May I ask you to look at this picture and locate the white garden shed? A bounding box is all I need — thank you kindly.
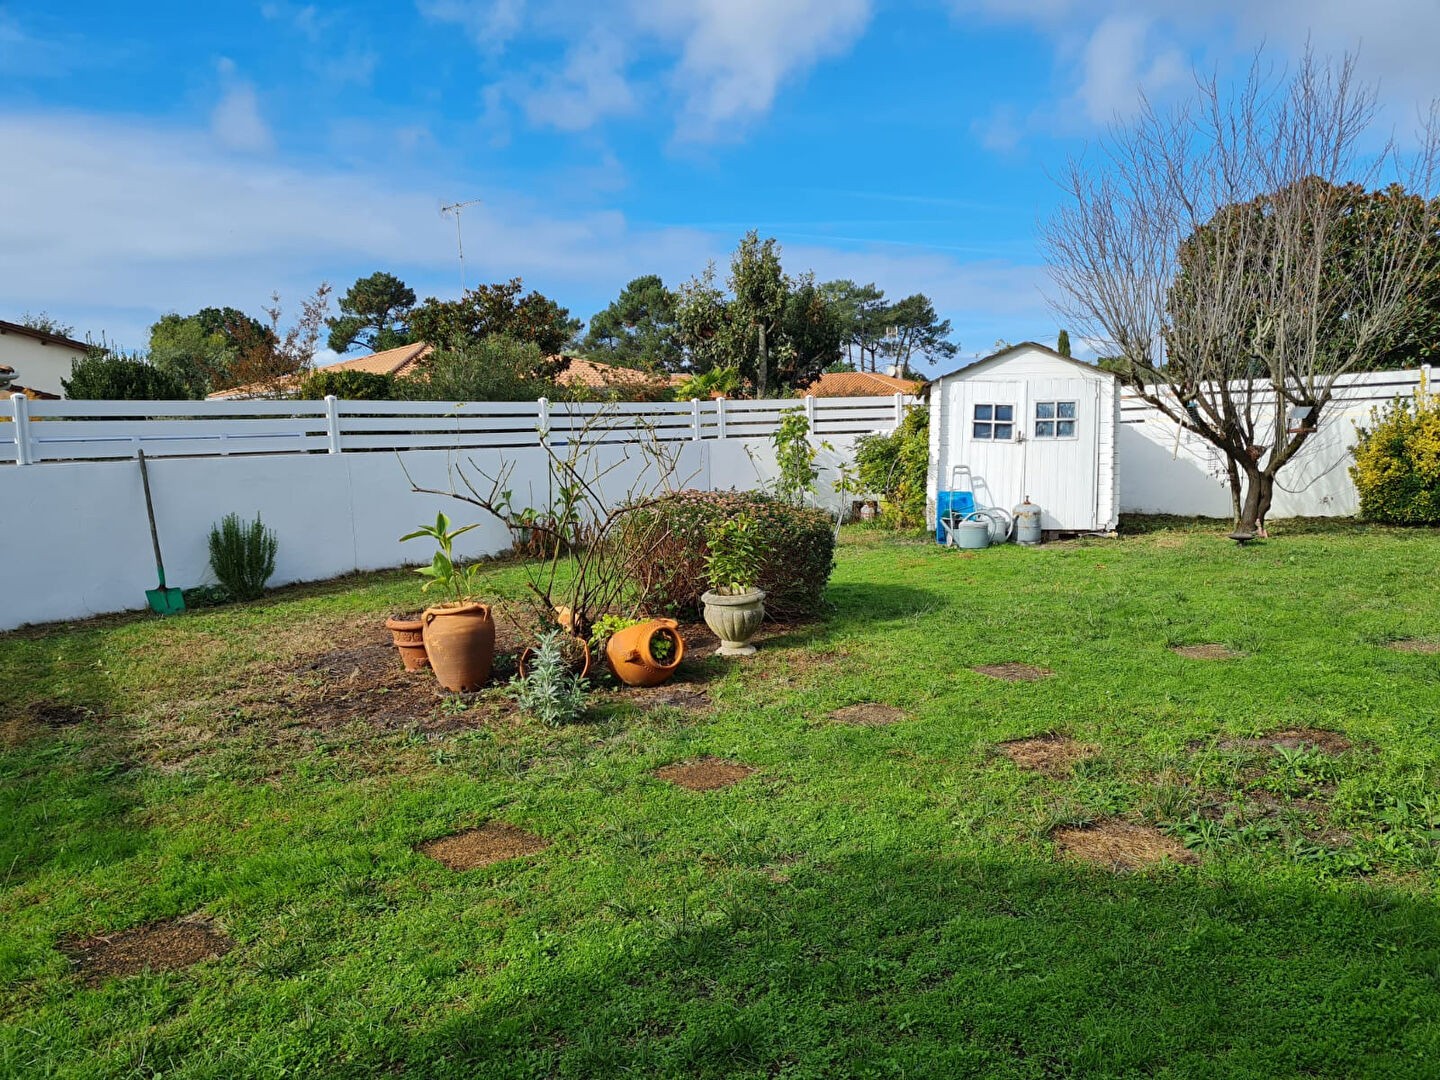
[926,342,1120,534]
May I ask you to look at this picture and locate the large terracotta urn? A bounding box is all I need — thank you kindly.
[605,618,685,687]
[421,602,495,692]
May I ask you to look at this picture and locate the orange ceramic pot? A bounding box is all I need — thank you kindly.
[421,602,495,692]
[385,615,430,671]
[518,635,593,680]
[605,618,684,687]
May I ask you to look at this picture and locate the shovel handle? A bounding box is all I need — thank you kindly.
[137,450,167,585]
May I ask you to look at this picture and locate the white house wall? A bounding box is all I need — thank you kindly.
[0,332,86,396]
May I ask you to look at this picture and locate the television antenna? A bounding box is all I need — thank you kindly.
[440,199,482,292]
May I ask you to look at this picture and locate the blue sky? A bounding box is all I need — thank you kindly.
[2,1,1437,363]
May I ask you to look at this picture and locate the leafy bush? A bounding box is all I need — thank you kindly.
[511,630,588,726]
[853,405,929,528]
[772,409,819,506]
[208,513,278,601]
[395,333,562,402]
[63,350,191,400]
[1351,390,1440,523]
[620,490,834,619]
[297,368,395,400]
[706,514,762,593]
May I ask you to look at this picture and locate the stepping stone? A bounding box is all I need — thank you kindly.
[828,703,907,727]
[974,663,1053,682]
[60,917,231,985]
[418,822,549,870]
[1050,819,1198,871]
[655,757,753,791]
[1172,644,1243,660]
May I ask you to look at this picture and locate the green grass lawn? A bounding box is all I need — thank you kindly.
[4,520,1440,1078]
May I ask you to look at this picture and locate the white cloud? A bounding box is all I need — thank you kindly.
[210,63,273,153]
[0,110,1049,352]
[1072,13,1186,124]
[420,0,874,140]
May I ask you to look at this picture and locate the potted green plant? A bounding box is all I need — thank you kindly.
[700,514,766,656]
[592,613,685,687]
[400,513,495,692]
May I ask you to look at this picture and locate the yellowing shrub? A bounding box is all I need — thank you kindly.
[1350,388,1440,524]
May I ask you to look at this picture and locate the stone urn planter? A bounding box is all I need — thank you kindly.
[421,602,495,692]
[385,614,430,672]
[605,618,685,687]
[701,589,766,656]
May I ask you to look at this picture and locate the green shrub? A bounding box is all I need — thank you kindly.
[853,405,929,528]
[208,513,278,601]
[619,490,834,620]
[62,349,191,400]
[1350,390,1440,523]
[511,630,588,726]
[297,368,395,400]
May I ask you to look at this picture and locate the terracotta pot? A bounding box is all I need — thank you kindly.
[605,618,685,687]
[518,635,592,680]
[701,589,766,656]
[421,602,495,692]
[385,615,430,672]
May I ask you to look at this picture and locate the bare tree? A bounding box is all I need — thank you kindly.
[1044,49,1440,533]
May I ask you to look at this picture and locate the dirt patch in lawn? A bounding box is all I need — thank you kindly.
[623,685,711,713]
[1387,638,1440,654]
[655,757,754,791]
[3,701,103,747]
[1172,643,1244,660]
[60,917,232,986]
[1219,728,1351,755]
[418,822,550,871]
[998,734,1095,776]
[1051,819,1198,871]
[829,703,908,727]
[974,663,1054,682]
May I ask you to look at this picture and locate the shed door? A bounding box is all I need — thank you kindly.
[1021,376,1100,530]
[948,379,1026,513]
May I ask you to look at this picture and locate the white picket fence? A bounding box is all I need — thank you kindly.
[1,393,914,465]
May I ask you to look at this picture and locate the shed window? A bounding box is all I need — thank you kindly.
[1033,400,1077,439]
[973,403,1014,440]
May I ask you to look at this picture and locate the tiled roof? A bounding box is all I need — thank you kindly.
[210,345,683,399]
[0,319,91,352]
[804,370,924,398]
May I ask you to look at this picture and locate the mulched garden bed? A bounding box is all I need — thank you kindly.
[1386,639,1440,654]
[973,663,1054,682]
[828,703,908,727]
[1050,819,1198,871]
[60,917,232,985]
[998,734,1095,775]
[655,758,754,791]
[418,822,550,870]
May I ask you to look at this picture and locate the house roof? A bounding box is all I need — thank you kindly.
[209,345,683,399]
[930,341,1114,383]
[804,370,924,398]
[0,319,91,353]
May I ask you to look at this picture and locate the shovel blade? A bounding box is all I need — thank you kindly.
[147,587,186,615]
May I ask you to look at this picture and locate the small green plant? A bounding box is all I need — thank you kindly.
[705,514,764,594]
[399,512,483,605]
[207,512,277,601]
[648,628,677,664]
[588,613,642,650]
[772,409,819,506]
[511,630,588,726]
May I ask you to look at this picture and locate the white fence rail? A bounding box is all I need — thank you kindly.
[2,393,915,465]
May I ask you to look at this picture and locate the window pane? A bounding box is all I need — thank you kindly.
[974,404,993,420]
[1035,402,1055,419]
[995,404,1014,422]
[1035,420,1055,438]
[973,422,992,439]
[1057,401,1076,419]
[994,423,1013,440]
[1056,420,1076,437]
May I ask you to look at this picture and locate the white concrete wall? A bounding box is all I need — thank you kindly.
[0,434,868,631]
[0,331,87,396]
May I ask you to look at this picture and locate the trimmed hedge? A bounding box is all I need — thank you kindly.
[1351,391,1440,524]
[621,490,835,620]
[297,368,396,400]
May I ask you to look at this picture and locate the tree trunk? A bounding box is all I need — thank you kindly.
[757,324,769,397]
[1238,468,1274,534]
[1226,457,1243,528]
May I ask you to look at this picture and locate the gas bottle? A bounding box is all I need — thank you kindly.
[1014,496,1043,545]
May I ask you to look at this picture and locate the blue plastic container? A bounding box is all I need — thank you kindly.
[935,489,976,543]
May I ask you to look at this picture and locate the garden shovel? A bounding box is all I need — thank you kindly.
[137,450,185,615]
